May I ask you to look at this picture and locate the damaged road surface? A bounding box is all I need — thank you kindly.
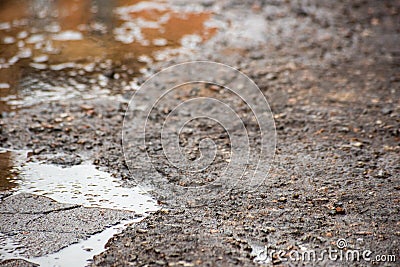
[0,149,158,266]
[0,193,137,266]
[1,0,400,267]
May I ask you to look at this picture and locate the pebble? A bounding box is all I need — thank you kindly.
[375,169,389,178]
[265,73,277,80]
[381,107,392,115]
[278,197,287,202]
[351,141,363,147]
[335,207,345,214]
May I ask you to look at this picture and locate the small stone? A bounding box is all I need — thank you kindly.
[381,107,392,115]
[265,227,276,233]
[33,147,46,155]
[351,141,363,147]
[356,231,373,235]
[201,0,214,7]
[334,202,343,207]
[335,207,346,214]
[160,209,169,214]
[326,232,333,237]
[278,197,287,202]
[329,209,337,215]
[375,169,389,178]
[265,73,277,80]
[80,104,94,111]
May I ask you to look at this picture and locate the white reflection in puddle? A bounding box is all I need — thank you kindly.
[31,218,141,267]
[0,149,159,266]
[19,162,157,213]
[0,233,27,259]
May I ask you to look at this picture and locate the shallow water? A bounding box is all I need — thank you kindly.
[0,149,159,265]
[19,162,157,213]
[32,218,145,266]
[0,149,157,213]
[0,149,24,191]
[0,233,27,261]
[1,218,150,266]
[0,0,217,112]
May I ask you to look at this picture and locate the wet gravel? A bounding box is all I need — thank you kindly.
[0,0,399,266]
[93,1,400,266]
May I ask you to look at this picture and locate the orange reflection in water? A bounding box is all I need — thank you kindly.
[0,0,217,111]
[56,0,92,30]
[0,151,20,191]
[127,7,216,46]
[0,0,216,65]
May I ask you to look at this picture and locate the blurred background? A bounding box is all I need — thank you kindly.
[0,0,218,113]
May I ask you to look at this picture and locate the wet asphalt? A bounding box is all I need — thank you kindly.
[0,0,399,266]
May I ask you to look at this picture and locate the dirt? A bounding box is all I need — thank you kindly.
[0,0,399,266]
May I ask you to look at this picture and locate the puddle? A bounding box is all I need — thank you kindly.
[0,149,159,265]
[32,218,144,266]
[0,149,157,213]
[0,150,22,191]
[1,218,150,266]
[0,233,27,260]
[19,162,157,213]
[0,0,218,112]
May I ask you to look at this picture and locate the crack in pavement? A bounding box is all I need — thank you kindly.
[0,204,81,215]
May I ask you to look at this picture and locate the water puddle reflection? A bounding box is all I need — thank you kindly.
[0,149,157,213]
[31,218,142,266]
[0,149,23,191]
[20,162,157,213]
[0,149,159,266]
[0,0,217,112]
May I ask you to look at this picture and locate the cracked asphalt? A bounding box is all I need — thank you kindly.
[0,193,136,260]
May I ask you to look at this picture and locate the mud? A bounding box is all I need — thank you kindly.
[1,0,399,266]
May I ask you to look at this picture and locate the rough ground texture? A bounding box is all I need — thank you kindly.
[92,1,400,266]
[0,193,136,258]
[0,0,399,266]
